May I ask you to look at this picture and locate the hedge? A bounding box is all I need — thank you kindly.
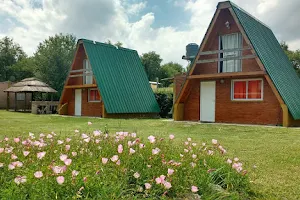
[154,89,173,118]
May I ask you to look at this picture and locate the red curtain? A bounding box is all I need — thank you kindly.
[234,81,246,99]
[248,80,262,99]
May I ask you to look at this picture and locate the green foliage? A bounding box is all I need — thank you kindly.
[0,128,252,199]
[160,62,184,87]
[281,41,300,76]
[0,36,27,81]
[154,89,173,118]
[106,40,123,48]
[140,51,162,81]
[10,57,36,81]
[34,33,76,100]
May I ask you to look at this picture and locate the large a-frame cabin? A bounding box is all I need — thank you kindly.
[59,39,160,118]
[174,1,300,127]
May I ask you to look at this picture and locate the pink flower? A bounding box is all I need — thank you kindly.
[47,134,53,139]
[145,183,151,190]
[75,129,80,133]
[88,122,92,125]
[93,130,101,137]
[14,138,20,143]
[4,137,9,141]
[14,176,26,184]
[118,144,123,154]
[37,151,46,159]
[234,157,239,162]
[180,154,184,157]
[102,157,108,164]
[8,163,15,170]
[155,177,162,184]
[34,171,43,178]
[129,148,135,155]
[163,181,172,189]
[12,161,23,167]
[184,141,189,146]
[184,149,189,153]
[127,141,133,147]
[66,138,71,143]
[72,152,77,157]
[72,170,79,177]
[52,166,67,174]
[83,177,87,182]
[11,154,18,160]
[60,154,68,161]
[192,154,197,159]
[148,135,156,143]
[212,139,218,145]
[192,143,197,146]
[152,147,160,155]
[227,159,232,164]
[111,155,119,162]
[169,134,175,140]
[64,159,72,166]
[95,139,100,144]
[57,140,64,145]
[116,160,121,165]
[83,137,91,143]
[56,176,65,184]
[191,186,199,193]
[131,133,137,138]
[207,150,213,155]
[0,148,4,153]
[190,162,196,168]
[187,138,192,142]
[168,168,174,175]
[133,172,140,179]
[23,151,30,157]
[65,145,71,151]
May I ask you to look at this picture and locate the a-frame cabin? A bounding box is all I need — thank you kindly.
[59,39,160,118]
[174,1,300,127]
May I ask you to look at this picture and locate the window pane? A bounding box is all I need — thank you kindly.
[233,81,246,99]
[95,90,100,101]
[89,90,95,101]
[248,80,262,99]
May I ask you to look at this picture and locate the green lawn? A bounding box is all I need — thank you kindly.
[1,110,300,199]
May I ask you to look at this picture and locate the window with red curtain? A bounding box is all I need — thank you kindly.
[89,89,101,102]
[232,79,262,100]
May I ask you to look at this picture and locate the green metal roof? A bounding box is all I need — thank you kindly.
[81,39,160,114]
[230,2,300,119]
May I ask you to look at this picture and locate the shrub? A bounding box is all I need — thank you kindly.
[0,124,252,199]
[154,89,173,118]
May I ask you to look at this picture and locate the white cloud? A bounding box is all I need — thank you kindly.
[0,0,299,68]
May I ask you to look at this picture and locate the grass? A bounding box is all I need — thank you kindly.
[0,110,300,199]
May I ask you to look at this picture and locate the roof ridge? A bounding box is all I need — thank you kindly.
[229,1,271,30]
[80,39,137,53]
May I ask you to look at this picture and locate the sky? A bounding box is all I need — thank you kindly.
[0,0,299,67]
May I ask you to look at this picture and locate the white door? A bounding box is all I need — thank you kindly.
[200,81,216,122]
[75,89,82,116]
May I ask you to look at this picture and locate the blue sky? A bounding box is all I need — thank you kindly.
[0,0,299,66]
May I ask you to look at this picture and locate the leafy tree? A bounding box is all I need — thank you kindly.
[34,33,76,99]
[281,42,300,76]
[10,57,36,81]
[160,62,184,86]
[106,40,123,48]
[140,51,162,81]
[0,36,26,81]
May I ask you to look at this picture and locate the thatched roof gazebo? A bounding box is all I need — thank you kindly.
[4,77,57,112]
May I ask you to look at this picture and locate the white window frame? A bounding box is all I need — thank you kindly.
[88,88,101,102]
[218,33,243,73]
[83,59,93,85]
[231,78,264,101]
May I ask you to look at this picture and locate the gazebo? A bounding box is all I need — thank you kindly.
[4,77,58,113]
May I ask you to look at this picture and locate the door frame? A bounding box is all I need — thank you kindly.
[200,81,216,122]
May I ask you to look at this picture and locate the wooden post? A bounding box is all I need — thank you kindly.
[24,92,27,112]
[6,92,9,111]
[173,103,184,121]
[14,93,17,111]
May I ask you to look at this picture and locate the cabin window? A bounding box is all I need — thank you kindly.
[231,79,263,100]
[83,59,93,85]
[88,89,101,102]
[219,33,242,73]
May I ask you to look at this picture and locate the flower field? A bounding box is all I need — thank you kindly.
[0,122,251,199]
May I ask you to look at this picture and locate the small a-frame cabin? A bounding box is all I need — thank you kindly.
[174,1,300,127]
[59,39,160,118]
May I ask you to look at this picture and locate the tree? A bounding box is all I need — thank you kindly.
[160,62,184,86]
[0,36,26,81]
[140,51,162,81]
[10,57,36,81]
[34,33,76,100]
[281,42,300,76]
[106,40,123,48]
